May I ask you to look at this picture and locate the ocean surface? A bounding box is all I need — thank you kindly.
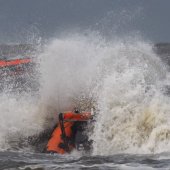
[1,151,170,170]
[1,35,170,170]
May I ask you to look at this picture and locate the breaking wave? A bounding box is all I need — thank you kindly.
[90,39,170,155]
[0,33,170,155]
[39,33,170,155]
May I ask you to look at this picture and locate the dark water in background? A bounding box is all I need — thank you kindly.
[0,42,170,170]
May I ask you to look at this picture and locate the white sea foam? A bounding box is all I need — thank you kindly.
[39,33,170,155]
[0,33,170,155]
[0,94,46,150]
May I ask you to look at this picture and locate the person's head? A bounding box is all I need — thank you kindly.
[74,107,80,113]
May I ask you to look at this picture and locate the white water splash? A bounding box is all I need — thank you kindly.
[0,94,46,150]
[38,33,170,155]
[0,33,170,155]
[91,40,170,155]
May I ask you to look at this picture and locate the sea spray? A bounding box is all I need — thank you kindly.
[91,40,170,155]
[0,33,170,155]
[0,94,46,150]
[38,33,170,155]
[39,35,103,113]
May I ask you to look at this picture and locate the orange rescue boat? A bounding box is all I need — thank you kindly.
[46,111,92,154]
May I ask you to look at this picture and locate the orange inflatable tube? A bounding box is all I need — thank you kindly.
[0,58,31,68]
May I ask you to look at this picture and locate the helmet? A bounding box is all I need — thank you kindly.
[74,107,80,113]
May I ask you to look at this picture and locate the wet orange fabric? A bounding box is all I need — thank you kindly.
[46,112,91,154]
[63,112,91,121]
[47,121,74,154]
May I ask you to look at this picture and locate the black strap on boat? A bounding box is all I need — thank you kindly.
[58,113,70,153]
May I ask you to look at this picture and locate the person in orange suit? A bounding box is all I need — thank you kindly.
[46,108,92,154]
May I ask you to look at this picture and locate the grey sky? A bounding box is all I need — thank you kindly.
[0,0,169,43]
